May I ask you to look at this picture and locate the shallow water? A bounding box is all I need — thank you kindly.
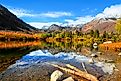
[0,49,116,81]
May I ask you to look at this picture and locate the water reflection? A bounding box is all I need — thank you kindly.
[0,41,118,81]
[0,46,38,72]
[0,41,94,53]
[16,50,115,74]
[0,49,116,81]
[15,50,90,66]
[0,41,41,49]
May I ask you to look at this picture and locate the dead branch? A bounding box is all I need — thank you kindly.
[81,62,88,73]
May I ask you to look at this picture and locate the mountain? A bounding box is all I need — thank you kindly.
[47,24,63,32]
[46,18,117,34]
[0,5,39,33]
[81,18,117,33]
[47,24,82,33]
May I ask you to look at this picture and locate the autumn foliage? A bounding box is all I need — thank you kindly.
[99,42,121,51]
[0,41,41,49]
[0,31,40,41]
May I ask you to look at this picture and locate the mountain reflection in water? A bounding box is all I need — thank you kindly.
[15,50,115,74]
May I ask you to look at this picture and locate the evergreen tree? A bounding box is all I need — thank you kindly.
[103,31,109,39]
[94,30,99,38]
[115,19,121,34]
[90,30,94,37]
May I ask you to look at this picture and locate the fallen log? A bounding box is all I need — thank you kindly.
[50,64,98,81]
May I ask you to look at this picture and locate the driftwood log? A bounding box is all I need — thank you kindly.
[50,64,98,81]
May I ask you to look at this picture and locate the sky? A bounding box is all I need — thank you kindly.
[0,0,121,29]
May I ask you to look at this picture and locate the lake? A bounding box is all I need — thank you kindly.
[0,41,121,81]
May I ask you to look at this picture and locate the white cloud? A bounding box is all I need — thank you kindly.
[40,12,72,18]
[9,8,35,17]
[63,4,121,26]
[96,4,121,18]
[8,4,121,29]
[28,16,94,28]
[28,22,62,29]
[63,16,94,26]
[8,8,72,18]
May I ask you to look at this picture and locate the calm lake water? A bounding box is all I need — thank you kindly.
[0,41,121,81]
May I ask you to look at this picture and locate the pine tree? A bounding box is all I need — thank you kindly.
[115,19,121,34]
[90,30,94,37]
[94,30,99,38]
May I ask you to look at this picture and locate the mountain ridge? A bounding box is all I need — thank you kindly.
[0,4,39,33]
[81,18,117,33]
[45,17,118,33]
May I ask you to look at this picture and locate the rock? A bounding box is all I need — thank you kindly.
[77,52,80,54]
[97,52,102,55]
[103,41,112,44]
[114,68,119,72]
[63,77,74,81]
[93,43,98,49]
[88,58,94,64]
[91,53,98,57]
[50,70,63,81]
[118,53,121,56]
[93,43,98,46]
[81,48,91,54]
[105,60,115,63]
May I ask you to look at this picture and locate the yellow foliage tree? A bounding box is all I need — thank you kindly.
[115,19,121,34]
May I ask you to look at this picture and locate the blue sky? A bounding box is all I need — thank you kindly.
[0,0,121,28]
